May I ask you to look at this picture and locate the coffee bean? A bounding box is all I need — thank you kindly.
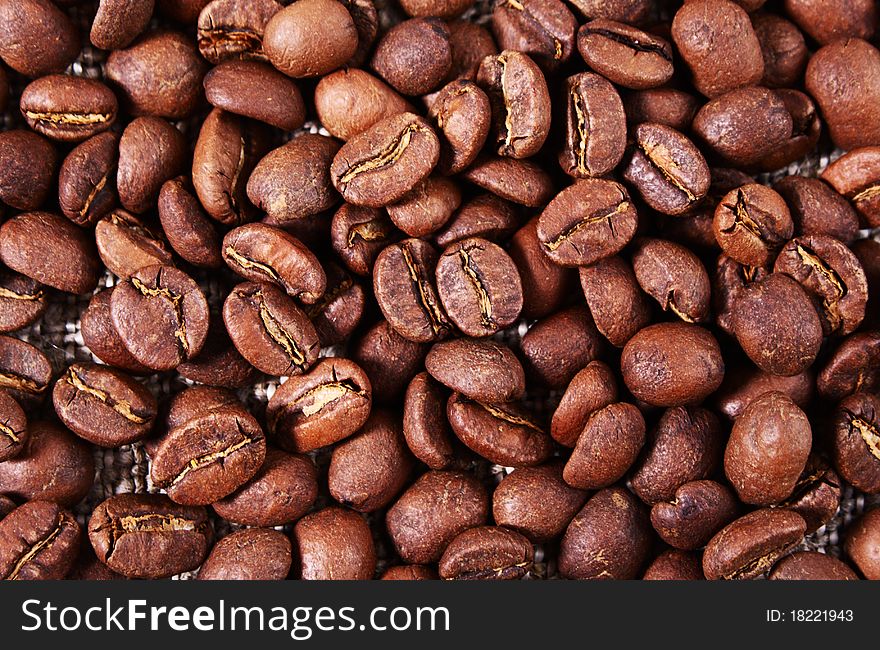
[784,0,877,46]
[651,480,739,550]
[197,0,281,64]
[439,526,533,580]
[176,325,259,390]
[20,75,117,143]
[372,18,452,96]
[58,132,118,227]
[559,487,652,580]
[551,360,617,447]
[293,507,376,580]
[0,421,94,507]
[818,332,880,401]
[160,0,211,24]
[579,256,652,347]
[510,217,573,319]
[446,18,498,81]
[753,13,807,89]
[714,364,813,420]
[477,51,551,159]
[537,179,638,266]
[769,551,859,581]
[351,319,427,404]
[712,254,767,336]
[91,0,154,50]
[567,0,652,23]
[0,130,57,211]
[264,0,357,78]
[198,527,291,581]
[330,204,398,276]
[0,0,79,78]
[88,493,211,579]
[774,176,860,244]
[0,390,26,462]
[222,281,320,377]
[777,455,842,533]
[338,0,377,67]
[435,194,519,248]
[425,338,525,403]
[713,184,793,267]
[703,508,806,580]
[564,402,645,489]
[306,263,366,346]
[642,549,705,581]
[0,268,47,334]
[623,123,710,215]
[53,362,157,448]
[830,392,880,494]
[622,322,725,407]
[521,305,602,389]
[163,386,241,435]
[428,80,491,176]
[96,210,174,279]
[0,495,14,520]
[578,19,674,89]
[0,335,51,407]
[493,462,587,543]
[157,177,223,269]
[0,501,80,580]
[381,565,438,580]
[80,290,150,374]
[732,273,823,376]
[403,372,456,469]
[212,448,318,526]
[386,470,489,564]
[461,155,555,207]
[623,88,700,132]
[844,508,880,579]
[821,146,880,228]
[388,176,461,238]
[632,237,711,323]
[630,406,724,504]
[757,89,821,172]
[118,117,187,215]
[492,0,577,68]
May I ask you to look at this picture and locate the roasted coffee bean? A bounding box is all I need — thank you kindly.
[712,255,767,336]
[551,361,617,447]
[724,392,811,505]
[117,117,187,215]
[713,184,793,267]
[821,146,880,228]
[58,132,118,227]
[622,323,725,407]
[157,177,222,269]
[425,338,525,403]
[830,392,880,494]
[428,80,491,176]
[477,51,551,159]
[651,481,739,550]
[0,501,80,580]
[578,20,673,89]
[671,0,764,98]
[774,176,859,244]
[160,0,211,23]
[563,402,645,489]
[778,455,841,533]
[818,332,880,401]
[642,550,705,581]
[293,507,376,580]
[752,13,807,89]
[732,273,823,376]
[380,565,438,580]
[784,0,877,46]
[703,508,806,580]
[537,179,637,267]
[630,406,724,504]
[521,306,602,389]
[579,256,652,347]
[0,269,47,334]
[204,60,305,131]
[53,363,157,448]
[567,0,652,23]
[0,421,94,507]
[351,319,428,404]
[152,406,266,504]
[436,196,516,248]
[197,0,281,64]
[403,372,456,469]
[400,0,473,18]
[447,393,552,467]
[223,281,320,377]
[315,69,412,142]
[439,526,533,580]
[264,0,357,78]
[714,364,813,420]
[492,0,577,68]
[806,39,880,151]
[757,89,821,173]
[163,386,242,435]
[331,204,398,277]
[623,88,700,133]
[0,496,15,521]
[0,390,26,462]
[88,493,211,579]
[20,75,117,143]
[632,237,711,323]
[461,155,554,207]
[844,508,880,579]
[306,263,366,346]
[194,109,270,226]
[623,123,710,215]
[112,265,210,371]
[212,449,318,526]
[559,487,652,580]
[106,30,208,119]
[0,0,79,78]
[339,0,378,67]
[372,18,452,96]
[0,335,51,407]
[81,290,150,374]
[446,19,498,81]
[0,130,57,211]
[177,323,259,389]
[91,0,154,50]
[95,210,174,279]
[198,528,291,581]
[560,73,627,178]
[388,176,461,238]
[769,551,858,581]
[387,470,489,564]
[510,217,572,319]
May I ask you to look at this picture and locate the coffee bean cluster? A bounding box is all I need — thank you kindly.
[0,0,879,581]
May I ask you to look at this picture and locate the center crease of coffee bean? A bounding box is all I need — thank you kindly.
[0,285,43,301]
[25,110,113,126]
[458,245,494,328]
[401,243,448,335]
[0,372,47,395]
[571,88,590,174]
[478,401,544,432]
[227,136,247,219]
[639,140,696,202]
[722,544,793,580]
[852,183,880,204]
[339,123,422,184]
[347,218,393,247]
[8,513,65,581]
[721,190,765,239]
[80,170,112,219]
[255,294,308,369]
[64,367,149,424]
[166,432,260,487]
[0,419,21,443]
[198,24,263,59]
[131,275,190,357]
[452,561,532,580]
[293,378,367,418]
[794,242,847,328]
[664,289,695,323]
[543,199,630,251]
[847,414,880,461]
[583,29,673,61]
[225,246,283,285]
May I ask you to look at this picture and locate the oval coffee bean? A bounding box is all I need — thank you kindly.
[198,528,291,581]
[579,256,652,347]
[510,217,573,320]
[821,146,880,228]
[631,237,711,323]
[0,130,57,211]
[0,335,51,407]
[0,390,26,462]
[20,75,117,143]
[58,132,119,227]
[306,264,366,347]
[402,372,456,470]
[435,194,520,248]
[0,269,47,334]
[117,116,187,214]
[818,332,880,401]
[462,156,555,208]
[769,551,859,581]
[88,493,211,579]
[387,176,461,238]
[844,508,880,580]
[830,392,880,494]
[95,210,174,279]
[371,18,452,96]
[551,360,617,447]
[642,549,705,581]
[520,305,602,389]
[426,338,525,404]
[81,290,151,374]
[774,176,859,245]
[196,0,281,64]
[0,501,80,580]
[577,19,674,90]
[713,184,793,267]
[351,319,428,404]
[0,0,79,78]
[439,526,534,580]
[428,79,491,175]
[331,204,399,276]
[492,0,576,69]
[293,507,375,580]
[91,0,154,50]
[651,480,739,550]
[559,72,626,178]
[157,177,223,269]
[623,88,700,132]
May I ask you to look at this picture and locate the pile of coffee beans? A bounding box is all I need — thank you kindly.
[0,0,879,581]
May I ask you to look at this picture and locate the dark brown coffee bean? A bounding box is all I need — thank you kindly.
[623,87,700,132]
[567,0,652,23]
[785,0,877,46]
[58,132,118,227]
[403,371,456,469]
[381,565,438,580]
[559,487,652,580]
[477,51,551,159]
[330,204,398,276]
[372,18,451,96]
[579,255,652,347]
[0,269,46,334]
[0,501,80,580]
[20,75,117,143]
[651,480,738,550]
[91,0,153,50]
[351,319,427,404]
[578,19,673,89]
[521,306,602,389]
[163,386,242,436]
[428,80,491,176]
[703,508,806,580]
[88,493,211,579]
[53,362,157,448]
[492,0,577,68]
[426,338,525,403]
[623,123,710,215]
[830,392,880,494]
[177,326,259,390]
[106,30,208,119]
[152,406,266,505]
[564,402,645,489]
[0,335,51,407]
[769,551,858,581]
[439,525,533,580]
[757,89,821,173]
[510,217,572,319]
[223,281,319,377]
[0,212,99,295]
[643,549,705,581]
[118,117,187,214]
[198,528,291,581]
[446,18,498,81]
[819,332,880,401]
[671,0,764,98]
[774,176,859,244]
[387,469,489,564]
[821,147,880,228]
[157,177,222,269]
[266,0,357,78]
[806,39,880,151]
[315,69,412,142]
[632,237,711,323]
[712,254,768,336]
[306,264,366,347]
[622,323,725,407]
[213,448,318,526]
[714,364,813,421]
[630,406,724,504]
[197,0,281,64]
[0,496,15,520]
[844,508,880,579]
[160,0,211,23]
[80,290,150,374]
[435,194,518,248]
[388,176,461,238]
[778,455,841,533]
[732,273,823,376]
[293,507,376,580]
[0,421,94,507]
[0,390,25,462]
[447,393,553,467]
[560,72,626,178]
[551,361,617,447]
[0,130,56,211]
[194,109,270,226]
[462,155,554,207]
[713,184,793,267]
[0,0,79,78]
[95,210,174,279]
[537,179,638,266]
[753,14,807,89]
[400,0,472,17]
